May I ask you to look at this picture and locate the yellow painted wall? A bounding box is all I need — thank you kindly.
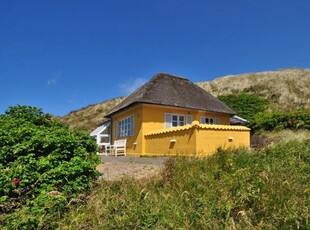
[111,105,144,154]
[145,129,197,156]
[145,127,250,156]
[142,104,231,129]
[111,103,245,156]
[141,104,231,156]
[195,128,250,155]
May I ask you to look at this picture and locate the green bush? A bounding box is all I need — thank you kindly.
[252,109,310,132]
[0,105,99,229]
[218,93,270,122]
[60,139,310,229]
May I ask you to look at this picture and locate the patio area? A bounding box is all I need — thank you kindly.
[96,156,168,181]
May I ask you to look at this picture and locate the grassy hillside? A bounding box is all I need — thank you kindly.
[59,97,125,132]
[197,68,310,110]
[59,137,310,229]
[60,68,310,132]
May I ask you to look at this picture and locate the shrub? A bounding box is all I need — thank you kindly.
[218,93,270,122]
[0,105,99,229]
[252,109,310,132]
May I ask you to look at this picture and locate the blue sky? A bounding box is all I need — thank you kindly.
[1,1,310,116]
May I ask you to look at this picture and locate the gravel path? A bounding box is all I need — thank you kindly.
[96,156,168,181]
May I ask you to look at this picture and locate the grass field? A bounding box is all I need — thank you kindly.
[58,137,310,229]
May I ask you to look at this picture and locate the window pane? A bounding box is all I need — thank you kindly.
[118,115,134,137]
[210,118,214,124]
[172,115,178,122]
[172,121,178,127]
[179,116,184,121]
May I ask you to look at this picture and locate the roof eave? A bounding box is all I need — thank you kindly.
[105,101,236,118]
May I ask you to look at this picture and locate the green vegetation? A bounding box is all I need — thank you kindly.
[0,106,99,229]
[217,93,310,134]
[252,109,310,132]
[59,139,310,229]
[218,93,270,122]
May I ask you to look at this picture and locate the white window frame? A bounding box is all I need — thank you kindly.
[200,116,220,125]
[172,114,185,127]
[115,115,134,138]
[165,113,192,128]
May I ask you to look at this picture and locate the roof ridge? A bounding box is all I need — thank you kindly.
[153,72,189,81]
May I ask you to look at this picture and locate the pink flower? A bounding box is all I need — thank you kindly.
[12,178,21,186]
[50,191,59,196]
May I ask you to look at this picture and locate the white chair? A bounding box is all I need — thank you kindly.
[111,139,127,157]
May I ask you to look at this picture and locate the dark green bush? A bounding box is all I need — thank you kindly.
[252,109,310,132]
[218,93,270,122]
[0,105,99,229]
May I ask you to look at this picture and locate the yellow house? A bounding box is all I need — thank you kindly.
[105,73,250,156]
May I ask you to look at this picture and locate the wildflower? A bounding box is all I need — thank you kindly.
[50,190,59,196]
[12,178,21,186]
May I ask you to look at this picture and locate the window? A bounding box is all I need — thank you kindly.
[200,116,220,125]
[165,113,191,128]
[115,115,134,138]
[172,114,184,127]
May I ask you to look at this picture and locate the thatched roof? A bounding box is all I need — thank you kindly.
[105,73,236,118]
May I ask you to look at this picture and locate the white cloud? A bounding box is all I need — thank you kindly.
[118,77,147,95]
[47,79,57,86]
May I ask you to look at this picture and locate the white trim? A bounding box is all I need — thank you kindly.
[118,114,134,138]
[200,116,220,125]
[200,116,206,124]
[186,115,193,125]
[164,113,172,128]
[90,121,111,136]
[165,113,186,128]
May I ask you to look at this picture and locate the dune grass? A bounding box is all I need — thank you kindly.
[197,68,310,110]
[58,138,310,229]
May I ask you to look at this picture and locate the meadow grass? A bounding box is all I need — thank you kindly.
[58,139,310,229]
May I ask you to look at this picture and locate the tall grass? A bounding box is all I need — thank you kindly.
[59,139,310,229]
[59,97,125,132]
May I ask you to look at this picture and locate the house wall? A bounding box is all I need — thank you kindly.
[145,126,250,156]
[111,105,144,154]
[111,104,237,155]
[144,129,197,156]
[195,128,250,155]
[142,104,231,128]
